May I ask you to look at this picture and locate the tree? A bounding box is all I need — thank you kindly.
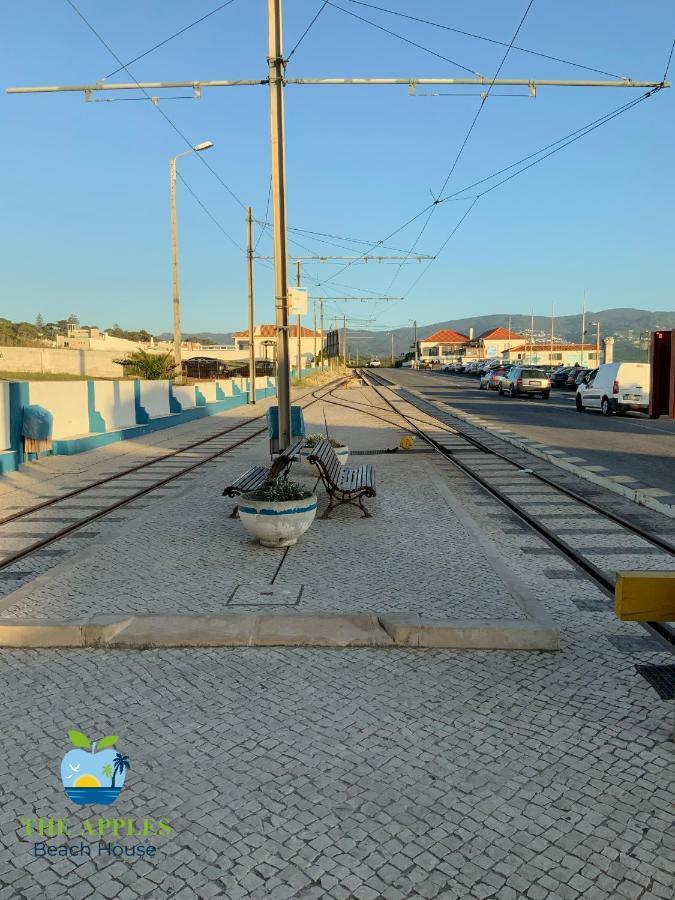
[35,313,44,328]
[114,349,179,380]
[67,313,79,325]
[102,764,113,784]
[111,753,130,788]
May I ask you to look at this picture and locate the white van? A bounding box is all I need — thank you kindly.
[575,362,650,416]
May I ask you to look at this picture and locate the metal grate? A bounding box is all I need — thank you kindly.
[635,665,675,700]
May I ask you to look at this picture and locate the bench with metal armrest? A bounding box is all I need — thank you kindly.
[222,436,305,517]
[306,439,376,518]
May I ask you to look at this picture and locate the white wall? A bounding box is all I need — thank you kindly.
[28,382,89,439]
[195,381,217,402]
[139,381,170,418]
[0,383,10,451]
[93,381,136,430]
[172,385,196,410]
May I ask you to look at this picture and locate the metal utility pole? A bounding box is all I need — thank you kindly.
[342,315,347,369]
[169,156,182,383]
[268,0,291,448]
[580,292,587,367]
[391,332,394,367]
[591,321,601,363]
[319,300,325,370]
[313,300,318,369]
[413,320,418,368]
[169,140,214,385]
[295,259,302,379]
[246,206,256,404]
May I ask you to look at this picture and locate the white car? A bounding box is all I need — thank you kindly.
[576,362,650,416]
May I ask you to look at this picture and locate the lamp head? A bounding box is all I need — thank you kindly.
[193,141,214,152]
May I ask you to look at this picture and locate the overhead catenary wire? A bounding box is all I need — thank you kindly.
[386,0,537,292]
[63,0,247,216]
[103,0,240,79]
[287,1,330,62]
[342,0,624,79]
[324,1,482,77]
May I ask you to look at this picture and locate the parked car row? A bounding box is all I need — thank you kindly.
[438,356,651,416]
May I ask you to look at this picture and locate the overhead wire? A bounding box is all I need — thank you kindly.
[386,0,537,292]
[324,1,482,76]
[342,0,623,79]
[287,1,330,62]
[63,0,247,218]
[103,0,240,79]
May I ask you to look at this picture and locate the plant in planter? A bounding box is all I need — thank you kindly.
[301,433,349,468]
[238,476,317,548]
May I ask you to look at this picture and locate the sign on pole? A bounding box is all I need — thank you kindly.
[288,287,308,316]
[326,329,340,359]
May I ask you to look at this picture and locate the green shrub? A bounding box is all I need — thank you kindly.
[255,476,308,502]
[304,433,344,449]
[114,350,178,380]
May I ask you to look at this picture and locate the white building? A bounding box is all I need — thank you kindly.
[505,343,600,367]
[231,324,323,370]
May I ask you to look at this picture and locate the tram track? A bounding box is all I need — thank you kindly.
[0,378,344,574]
[354,369,675,651]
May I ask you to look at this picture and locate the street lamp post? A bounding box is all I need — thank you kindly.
[170,140,214,384]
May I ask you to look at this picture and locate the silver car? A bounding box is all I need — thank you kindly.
[499,366,551,399]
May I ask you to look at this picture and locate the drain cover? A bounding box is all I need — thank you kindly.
[227,583,303,607]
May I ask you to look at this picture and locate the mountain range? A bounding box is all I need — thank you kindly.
[174,308,674,359]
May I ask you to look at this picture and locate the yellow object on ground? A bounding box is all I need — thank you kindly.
[399,436,414,450]
[614,572,675,621]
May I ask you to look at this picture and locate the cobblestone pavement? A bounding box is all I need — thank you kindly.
[0,382,673,898]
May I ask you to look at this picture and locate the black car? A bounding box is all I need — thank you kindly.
[550,367,573,388]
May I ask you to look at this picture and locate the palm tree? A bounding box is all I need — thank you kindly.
[111,752,130,788]
[102,764,113,784]
[114,349,178,380]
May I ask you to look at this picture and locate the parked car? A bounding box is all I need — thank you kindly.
[575,362,650,416]
[499,366,551,398]
[572,368,592,388]
[370,358,382,368]
[550,366,574,388]
[488,365,514,391]
[480,364,511,390]
[563,366,585,388]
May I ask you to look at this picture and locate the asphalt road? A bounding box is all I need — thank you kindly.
[383,367,675,495]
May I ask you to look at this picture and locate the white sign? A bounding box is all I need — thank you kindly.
[288,287,308,316]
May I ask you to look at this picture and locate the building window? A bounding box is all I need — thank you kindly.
[551,353,562,361]
[588,352,597,360]
[427,347,439,357]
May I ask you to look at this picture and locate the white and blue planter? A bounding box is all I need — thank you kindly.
[238,492,318,548]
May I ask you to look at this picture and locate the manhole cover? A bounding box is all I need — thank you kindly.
[227,583,303,607]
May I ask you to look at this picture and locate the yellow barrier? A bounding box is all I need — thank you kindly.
[614,572,675,621]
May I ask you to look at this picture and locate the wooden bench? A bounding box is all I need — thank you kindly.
[307,439,376,518]
[222,436,305,516]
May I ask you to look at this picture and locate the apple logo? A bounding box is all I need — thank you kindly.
[61,730,130,805]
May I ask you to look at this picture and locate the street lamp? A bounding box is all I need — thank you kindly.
[170,140,214,383]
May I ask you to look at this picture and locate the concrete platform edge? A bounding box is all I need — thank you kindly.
[0,612,558,650]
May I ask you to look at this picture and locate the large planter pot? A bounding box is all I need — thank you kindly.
[238,492,318,548]
[300,444,349,473]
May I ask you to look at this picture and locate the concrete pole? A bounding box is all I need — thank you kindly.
[320,300,325,369]
[169,157,183,384]
[413,320,418,368]
[296,260,302,379]
[313,300,318,369]
[246,206,256,404]
[268,0,291,449]
[342,315,347,369]
[391,332,394,367]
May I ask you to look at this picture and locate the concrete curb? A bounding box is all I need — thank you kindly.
[0,611,558,650]
[419,392,675,520]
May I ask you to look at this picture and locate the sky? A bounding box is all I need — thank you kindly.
[2,1,674,335]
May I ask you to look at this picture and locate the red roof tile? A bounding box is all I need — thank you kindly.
[420,329,469,344]
[476,327,524,341]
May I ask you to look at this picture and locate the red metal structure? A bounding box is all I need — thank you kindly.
[649,330,675,419]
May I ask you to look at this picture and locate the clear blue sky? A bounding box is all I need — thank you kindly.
[2,1,673,335]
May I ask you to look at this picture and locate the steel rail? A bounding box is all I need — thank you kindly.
[0,380,344,571]
[356,369,675,650]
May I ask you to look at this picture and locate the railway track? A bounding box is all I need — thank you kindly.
[356,368,675,651]
[0,378,344,575]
